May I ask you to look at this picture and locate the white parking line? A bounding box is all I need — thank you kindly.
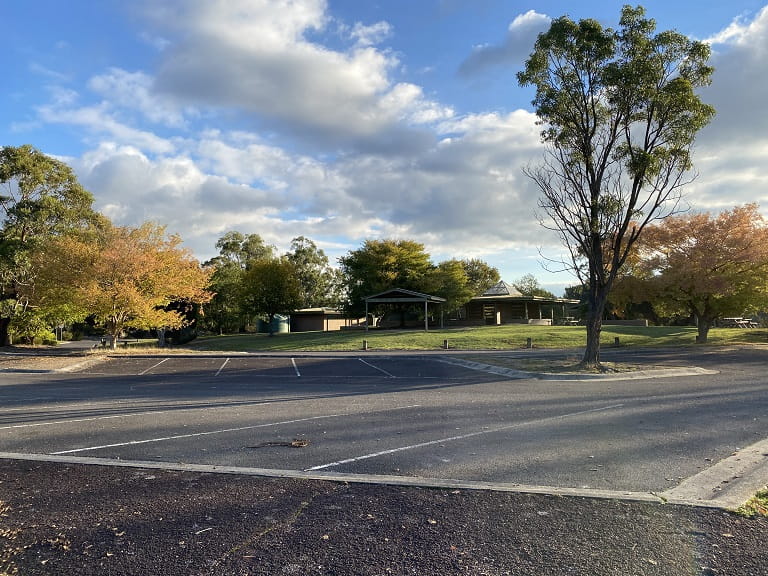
[306,403,624,471]
[215,358,230,377]
[50,404,421,455]
[0,400,274,430]
[138,358,168,376]
[358,358,395,378]
[291,358,301,377]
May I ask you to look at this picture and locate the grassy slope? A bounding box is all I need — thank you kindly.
[190,325,768,353]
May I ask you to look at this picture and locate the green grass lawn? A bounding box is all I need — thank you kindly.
[189,325,768,353]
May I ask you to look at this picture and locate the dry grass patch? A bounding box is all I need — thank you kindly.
[457,354,655,374]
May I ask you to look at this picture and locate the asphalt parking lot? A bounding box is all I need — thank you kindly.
[2,349,767,503]
[2,348,768,575]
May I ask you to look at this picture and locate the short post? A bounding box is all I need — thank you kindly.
[443,339,449,350]
[526,337,532,349]
[614,336,620,347]
[362,339,368,351]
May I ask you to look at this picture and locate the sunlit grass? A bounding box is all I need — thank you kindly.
[189,325,768,353]
[737,489,768,518]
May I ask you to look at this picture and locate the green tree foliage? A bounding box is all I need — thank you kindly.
[424,260,474,314]
[513,273,556,298]
[338,239,434,317]
[240,259,303,334]
[614,204,768,343]
[0,145,102,345]
[284,236,341,308]
[518,5,715,368]
[8,309,55,345]
[204,232,275,333]
[207,231,275,268]
[461,259,501,296]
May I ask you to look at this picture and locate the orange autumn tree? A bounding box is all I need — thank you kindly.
[37,222,211,348]
[625,204,768,342]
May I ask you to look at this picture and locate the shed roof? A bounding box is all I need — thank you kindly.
[291,307,344,316]
[364,288,446,304]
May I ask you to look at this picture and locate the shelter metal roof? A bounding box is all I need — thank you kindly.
[481,280,522,297]
[364,288,446,304]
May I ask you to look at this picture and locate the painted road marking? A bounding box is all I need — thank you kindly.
[138,358,169,376]
[215,358,230,377]
[307,403,625,471]
[0,400,278,431]
[358,358,395,378]
[50,404,422,455]
[291,358,301,377]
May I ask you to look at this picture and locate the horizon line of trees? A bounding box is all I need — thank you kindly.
[7,143,764,347]
[203,234,509,334]
[2,144,558,345]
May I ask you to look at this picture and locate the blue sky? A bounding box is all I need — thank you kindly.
[3,1,768,295]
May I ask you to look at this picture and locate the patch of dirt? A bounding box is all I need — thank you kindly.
[457,355,659,374]
[0,349,103,373]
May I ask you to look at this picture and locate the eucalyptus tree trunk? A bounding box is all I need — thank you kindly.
[0,318,10,347]
[581,286,609,369]
[696,321,711,344]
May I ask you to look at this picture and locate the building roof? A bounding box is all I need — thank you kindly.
[364,288,446,304]
[481,280,522,297]
[291,307,344,316]
[471,280,578,304]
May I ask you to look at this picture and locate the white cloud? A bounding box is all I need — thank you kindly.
[704,5,768,49]
[458,10,550,76]
[38,100,175,155]
[88,68,191,128]
[29,62,70,82]
[144,0,449,147]
[690,6,768,213]
[35,0,768,293]
[64,99,555,268]
[350,21,392,47]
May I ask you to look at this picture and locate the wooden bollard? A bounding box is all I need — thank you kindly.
[614,336,620,346]
[362,339,368,351]
[526,337,532,349]
[443,339,449,350]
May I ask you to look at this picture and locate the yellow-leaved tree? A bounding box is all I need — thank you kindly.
[34,222,211,348]
[612,204,768,342]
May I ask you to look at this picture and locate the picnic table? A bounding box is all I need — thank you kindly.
[721,317,758,328]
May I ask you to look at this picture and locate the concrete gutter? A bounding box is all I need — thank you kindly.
[1,449,763,510]
[437,356,719,381]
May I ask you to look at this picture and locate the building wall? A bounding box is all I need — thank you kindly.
[290,314,353,333]
[453,300,554,326]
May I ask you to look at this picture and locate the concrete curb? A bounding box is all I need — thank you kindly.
[0,451,670,506]
[437,356,719,381]
[660,438,768,509]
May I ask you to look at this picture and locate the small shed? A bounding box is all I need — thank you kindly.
[290,308,354,332]
[364,288,446,331]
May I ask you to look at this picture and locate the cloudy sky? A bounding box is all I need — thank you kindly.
[3,1,767,295]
